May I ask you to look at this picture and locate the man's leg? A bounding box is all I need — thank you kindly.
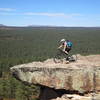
[65,48,71,64]
[65,47,70,55]
[64,50,68,55]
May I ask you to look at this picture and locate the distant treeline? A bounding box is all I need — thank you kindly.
[0,27,100,100]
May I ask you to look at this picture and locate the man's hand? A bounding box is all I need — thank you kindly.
[57,47,60,50]
[58,47,60,49]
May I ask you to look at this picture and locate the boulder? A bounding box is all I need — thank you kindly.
[10,55,100,100]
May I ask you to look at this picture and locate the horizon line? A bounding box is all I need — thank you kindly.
[0,24,100,28]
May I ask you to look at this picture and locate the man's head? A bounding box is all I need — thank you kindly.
[60,39,66,43]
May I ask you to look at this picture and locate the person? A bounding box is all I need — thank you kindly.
[58,39,72,55]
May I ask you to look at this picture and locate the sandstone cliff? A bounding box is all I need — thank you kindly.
[10,54,100,100]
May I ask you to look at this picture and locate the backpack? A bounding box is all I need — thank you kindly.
[67,41,72,47]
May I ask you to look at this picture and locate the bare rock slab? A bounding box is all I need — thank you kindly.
[10,55,100,93]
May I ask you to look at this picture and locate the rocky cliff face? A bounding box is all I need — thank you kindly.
[10,54,100,100]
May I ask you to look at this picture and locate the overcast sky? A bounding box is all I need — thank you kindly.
[0,0,100,27]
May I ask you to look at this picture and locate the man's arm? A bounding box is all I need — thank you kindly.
[58,44,63,49]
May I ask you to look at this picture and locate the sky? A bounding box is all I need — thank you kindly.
[0,0,100,27]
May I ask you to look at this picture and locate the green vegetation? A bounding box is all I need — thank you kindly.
[0,27,100,100]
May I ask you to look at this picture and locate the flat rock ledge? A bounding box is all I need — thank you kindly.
[10,54,100,100]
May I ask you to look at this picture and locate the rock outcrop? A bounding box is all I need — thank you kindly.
[51,93,100,100]
[10,54,100,100]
